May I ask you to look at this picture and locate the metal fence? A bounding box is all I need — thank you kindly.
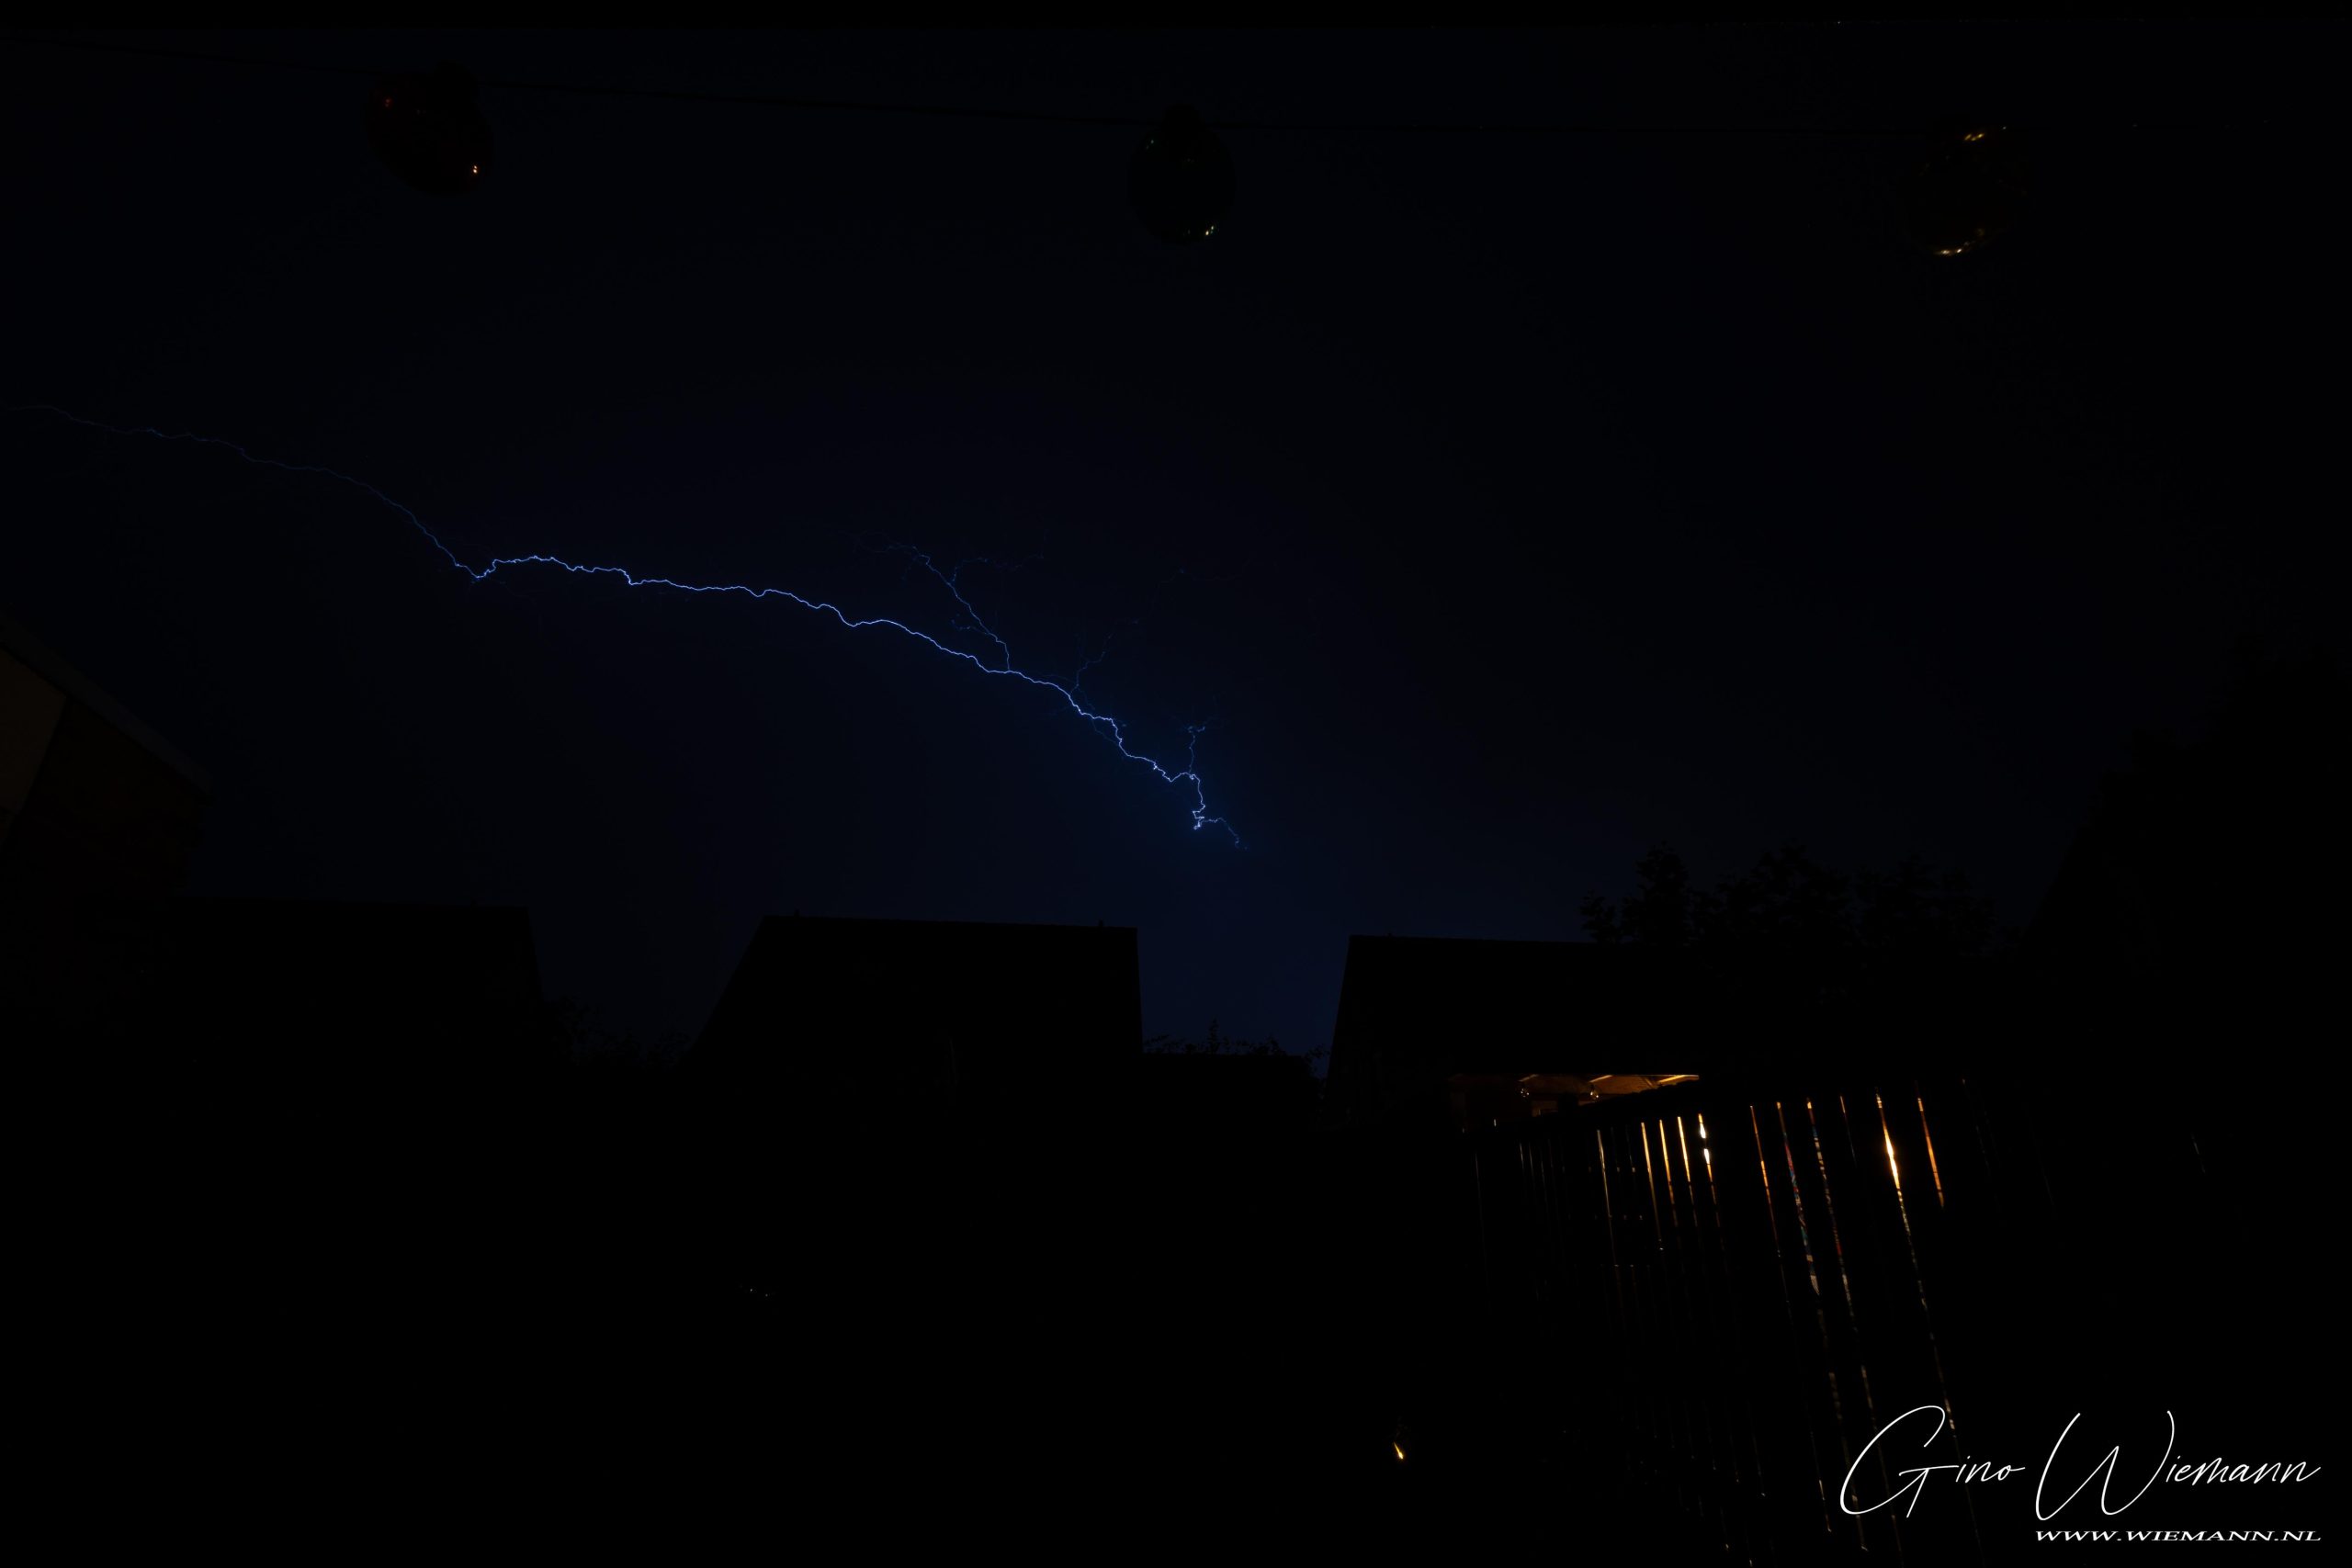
[1453,1066,2244,1563]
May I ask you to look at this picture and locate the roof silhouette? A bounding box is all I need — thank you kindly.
[684,912,1142,1113]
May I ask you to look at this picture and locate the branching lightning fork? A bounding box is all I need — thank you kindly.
[15,405,1238,843]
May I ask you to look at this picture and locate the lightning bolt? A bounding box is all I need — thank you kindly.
[11,404,1240,844]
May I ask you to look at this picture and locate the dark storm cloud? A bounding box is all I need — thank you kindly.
[5,25,2341,1050]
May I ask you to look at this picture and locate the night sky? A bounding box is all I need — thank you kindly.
[6,26,2343,1052]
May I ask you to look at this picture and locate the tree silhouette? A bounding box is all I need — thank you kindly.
[1582,840,2005,1017]
[1143,1017,1319,1062]
[2027,637,2348,1021]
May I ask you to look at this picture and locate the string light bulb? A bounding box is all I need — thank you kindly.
[365,62,493,195]
[1902,121,2027,256]
[1130,104,1234,244]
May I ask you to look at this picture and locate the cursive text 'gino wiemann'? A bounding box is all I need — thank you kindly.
[1839,1406,2321,1521]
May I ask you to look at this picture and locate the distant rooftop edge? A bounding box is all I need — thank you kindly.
[1,609,210,794]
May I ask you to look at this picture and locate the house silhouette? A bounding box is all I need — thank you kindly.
[666,913,1143,1506]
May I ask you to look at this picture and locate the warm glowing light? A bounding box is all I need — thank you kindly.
[1963,130,1985,142]
[1917,1094,1946,1206]
[1393,1441,1407,1461]
[469,164,480,175]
